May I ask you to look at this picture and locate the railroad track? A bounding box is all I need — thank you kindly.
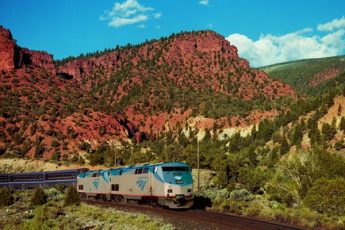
[84,200,305,230]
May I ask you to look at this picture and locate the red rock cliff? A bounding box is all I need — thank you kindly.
[0,26,55,74]
[0,26,18,71]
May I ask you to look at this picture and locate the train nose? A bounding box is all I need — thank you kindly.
[175,194,186,206]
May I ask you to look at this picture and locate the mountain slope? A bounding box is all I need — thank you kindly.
[57,31,296,133]
[0,26,295,159]
[260,55,345,95]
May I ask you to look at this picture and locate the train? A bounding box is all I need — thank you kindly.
[0,168,88,190]
[0,162,194,209]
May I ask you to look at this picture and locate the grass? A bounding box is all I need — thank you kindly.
[0,189,174,230]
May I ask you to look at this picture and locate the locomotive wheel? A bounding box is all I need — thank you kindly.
[114,195,124,203]
[79,193,87,200]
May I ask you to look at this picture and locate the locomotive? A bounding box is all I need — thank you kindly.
[78,162,194,209]
[0,162,194,209]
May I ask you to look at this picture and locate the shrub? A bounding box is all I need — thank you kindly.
[46,188,64,202]
[51,138,60,148]
[78,141,91,151]
[304,177,345,216]
[0,187,14,206]
[31,186,47,206]
[64,185,80,206]
[229,189,253,202]
[238,167,268,194]
[51,151,61,161]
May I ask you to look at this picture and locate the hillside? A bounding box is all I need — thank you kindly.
[3,25,345,229]
[260,55,345,95]
[0,25,295,160]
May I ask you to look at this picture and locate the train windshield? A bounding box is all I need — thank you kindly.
[162,167,189,172]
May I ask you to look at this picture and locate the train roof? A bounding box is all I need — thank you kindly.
[82,162,190,175]
[0,168,89,176]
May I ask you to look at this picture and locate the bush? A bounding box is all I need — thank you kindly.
[51,151,61,161]
[0,187,14,206]
[31,186,47,206]
[64,185,80,206]
[46,188,63,202]
[51,138,60,148]
[304,177,345,216]
[238,167,268,194]
[78,141,91,151]
[229,189,253,202]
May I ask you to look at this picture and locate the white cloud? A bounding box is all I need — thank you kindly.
[100,0,160,28]
[108,15,148,28]
[226,17,345,67]
[317,16,345,31]
[199,0,209,6]
[153,13,162,19]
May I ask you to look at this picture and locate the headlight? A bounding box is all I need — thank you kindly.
[175,180,184,184]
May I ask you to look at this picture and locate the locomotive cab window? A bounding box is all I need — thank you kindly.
[111,184,119,191]
[162,167,189,172]
[79,185,83,190]
[135,168,143,174]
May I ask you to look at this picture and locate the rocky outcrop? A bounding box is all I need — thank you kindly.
[0,26,17,71]
[0,26,55,74]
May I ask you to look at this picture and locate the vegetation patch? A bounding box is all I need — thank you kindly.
[0,189,174,230]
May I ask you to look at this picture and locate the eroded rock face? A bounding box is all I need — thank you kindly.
[0,26,17,71]
[0,26,55,74]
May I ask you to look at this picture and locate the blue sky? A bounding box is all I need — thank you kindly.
[0,0,344,66]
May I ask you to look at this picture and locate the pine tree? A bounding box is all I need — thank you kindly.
[292,123,303,146]
[31,186,47,206]
[340,117,345,132]
[64,185,81,206]
[280,135,289,155]
[0,187,14,207]
[309,127,322,146]
[212,155,229,188]
[321,123,336,142]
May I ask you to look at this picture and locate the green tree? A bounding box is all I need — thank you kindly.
[212,154,229,188]
[280,135,289,155]
[238,167,267,194]
[64,185,81,206]
[292,123,303,146]
[308,126,321,146]
[228,132,242,152]
[51,151,61,161]
[257,119,275,142]
[321,123,336,142]
[339,117,345,132]
[283,149,345,198]
[78,141,91,151]
[31,187,47,206]
[0,187,14,207]
[304,177,345,216]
